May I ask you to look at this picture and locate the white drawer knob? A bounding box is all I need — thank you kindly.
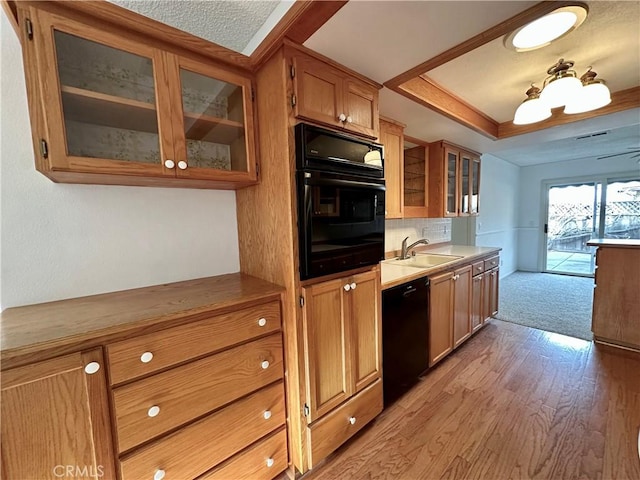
[140,352,154,363]
[350,282,356,290]
[338,113,346,122]
[258,318,267,327]
[148,406,160,418]
[261,360,270,369]
[263,410,272,420]
[266,458,275,468]
[154,469,165,480]
[348,416,356,425]
[346,115,353,124]
[177,160,188,170]
[164,159,175,169]
[84,362,100,375]
[343,284,351,292]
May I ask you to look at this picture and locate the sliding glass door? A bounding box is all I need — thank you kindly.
[544,176,640,276]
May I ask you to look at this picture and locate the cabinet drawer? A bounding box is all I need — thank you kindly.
[307,379,383,468]
[198,428,287,480]
[113,333,283,453]
[120,382,286,480]
[484,255,499,271]
[472,260,484,276]
[107,301,281,385]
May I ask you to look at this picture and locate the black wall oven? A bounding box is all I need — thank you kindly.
[296,123,385,280]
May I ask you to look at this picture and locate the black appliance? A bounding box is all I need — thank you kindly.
[295,123,385,280]
[382,276,430,406]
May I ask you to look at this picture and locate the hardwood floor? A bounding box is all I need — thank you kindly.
[304,319,640,479]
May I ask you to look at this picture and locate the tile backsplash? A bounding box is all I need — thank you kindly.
[385,218,452,253]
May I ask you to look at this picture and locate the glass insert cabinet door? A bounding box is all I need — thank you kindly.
[168,56,257,181]
[444,147,459,216]
[34,10,170,177]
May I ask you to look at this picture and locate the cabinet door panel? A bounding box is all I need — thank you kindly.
[482,270,492,322]
[444,147,459,217]
[344,79,378,138]
[403,145,429,218]
[429,271,454,366]
[471,274,483,332]
[489,268,500,317]
[293,55,343,129]
[349,270,381,392]
[460,153,471,216]
[1,349,115,480]
[453,265,472,347]
[302,280,350,421]
[33,9,169,177]
[471,157,480,215]
[379,119,403,219]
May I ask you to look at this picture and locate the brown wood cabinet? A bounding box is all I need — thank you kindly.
[403,142,429,218]
[301,269,381,422]
[1,349,116,480]
[452,264,472,348]
[379,118,404,219]
[429,270,454,366]
[428,141,481,217]
[17,4,258,189]
[290,47,379,139]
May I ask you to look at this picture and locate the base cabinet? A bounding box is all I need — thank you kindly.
[429,271,454,366]
[301,269,382,466]
[1,349,115,480]
[452,265,472,348]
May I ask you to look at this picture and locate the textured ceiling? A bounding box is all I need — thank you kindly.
[110,0,286,54]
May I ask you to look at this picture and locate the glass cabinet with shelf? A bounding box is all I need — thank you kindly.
[21,6,257,189]
[403,143,429,218]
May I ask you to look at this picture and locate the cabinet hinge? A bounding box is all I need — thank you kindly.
[256,162,260,177]
[291,94,297,108]
[40,139,48,158]
[251,87,255,102]
[303,403,309,417]
[290,64,295,79]
[25,18,33,40]
[299,295,305,308]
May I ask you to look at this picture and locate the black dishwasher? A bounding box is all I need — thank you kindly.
[382,276,429,406]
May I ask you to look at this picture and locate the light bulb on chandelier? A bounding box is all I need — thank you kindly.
[513,59,611,125]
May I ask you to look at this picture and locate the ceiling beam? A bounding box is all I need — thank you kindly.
[250,0,348,70]
[498,86,640,138]
[385,1,587,88]
[394,76,500,139]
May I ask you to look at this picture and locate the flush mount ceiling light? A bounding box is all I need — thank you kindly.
[512,58,611,125]
[504,4,588,52]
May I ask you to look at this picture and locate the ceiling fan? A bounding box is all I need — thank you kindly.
[597,147,640,160]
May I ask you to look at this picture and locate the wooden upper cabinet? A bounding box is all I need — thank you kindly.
[379,118,404,219]
[403,143,429,218]
[20,6,257,189]
[428,141,481,217]
[301,269,381,422]
[1,349,115,480]
[290,50,379,139]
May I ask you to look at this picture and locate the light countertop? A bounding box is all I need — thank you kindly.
[381,245,501,290]
[586,239,640,248]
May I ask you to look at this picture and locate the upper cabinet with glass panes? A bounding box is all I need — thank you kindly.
[18,5,257,189]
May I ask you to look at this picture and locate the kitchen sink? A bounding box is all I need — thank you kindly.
[388,253,463,268]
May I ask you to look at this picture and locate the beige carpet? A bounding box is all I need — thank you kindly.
[494,271,594,341]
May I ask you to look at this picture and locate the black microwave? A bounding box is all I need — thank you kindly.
[295,124,385,280]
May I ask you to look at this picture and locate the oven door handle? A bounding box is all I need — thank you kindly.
[304,177,386,191]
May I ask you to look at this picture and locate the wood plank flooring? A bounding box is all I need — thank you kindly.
[304,320,640,479]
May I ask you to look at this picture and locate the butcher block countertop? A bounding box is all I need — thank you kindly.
[0,273,284,370]
[586,239,640,248]
[381,244,501,290]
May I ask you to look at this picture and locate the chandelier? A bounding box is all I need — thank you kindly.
[513,58,611,125]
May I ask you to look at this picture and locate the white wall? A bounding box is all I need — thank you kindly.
[1,15,240,309]
[517,155,639,271]
[452,153,520,278]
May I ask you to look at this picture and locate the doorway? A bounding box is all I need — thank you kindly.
[543,176,640,276]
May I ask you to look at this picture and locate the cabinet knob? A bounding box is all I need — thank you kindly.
[338,113,347,122]
[84,362,100,375]
[164,159,175,169]
[348,416,356,425]
[266,458,275,468]
[261,360,270,369]
[263,410,272,420]
[346,115,353,124]
[350,282,356,290]
[177,160,188,170]
[258,317,267,327]
[154,469,165,480]
[140,352,154,363]
[147,405,160,418]
[343,284,351,292]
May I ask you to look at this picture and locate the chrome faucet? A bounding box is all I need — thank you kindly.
[400,236,430,259]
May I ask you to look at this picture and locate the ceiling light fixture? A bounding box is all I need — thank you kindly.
[513,59,611,125]
[505,4,588,52]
